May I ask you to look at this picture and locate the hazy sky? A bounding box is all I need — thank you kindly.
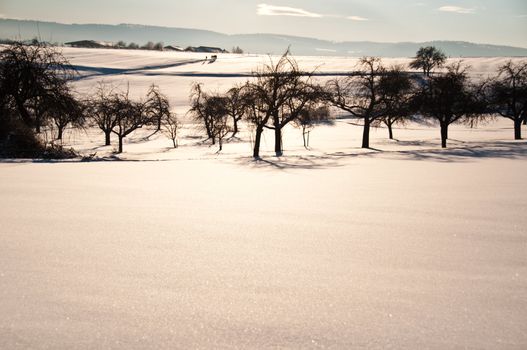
[1,0,526,47]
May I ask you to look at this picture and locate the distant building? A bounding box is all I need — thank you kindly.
[64,40,111,49]
[185,46,228,54]
[164,45,185,52]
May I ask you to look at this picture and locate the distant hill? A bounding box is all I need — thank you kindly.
[1,18,527,57]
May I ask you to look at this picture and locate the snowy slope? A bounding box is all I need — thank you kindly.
[1,48,526,349]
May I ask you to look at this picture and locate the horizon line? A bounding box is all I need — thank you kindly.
[1,17,526,50]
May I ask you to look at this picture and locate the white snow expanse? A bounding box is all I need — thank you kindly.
[1,48,526,349]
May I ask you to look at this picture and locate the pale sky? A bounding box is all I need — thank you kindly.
[1,0,526,47]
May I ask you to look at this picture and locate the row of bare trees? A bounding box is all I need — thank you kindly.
[191,50,526,156]
[326,57,483,149]
[115,41,164,51]
[0,41,180,156]
[327,48,526,148]
[190,52,331,157]
[1,42,525,159]
[86,83,179,153]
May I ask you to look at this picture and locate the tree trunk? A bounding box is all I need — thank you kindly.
[104,130,111,146]
[232,118,239,137]
[387,122,394,140]
[118,135,123,153]
[205,120,213,140]
[514,118,522,140]
[274,126,282,156]
[35,115,41,133]
[218,139,223,152]
[16,100,33,126]
[302,128,308,149]
[172,138,177,148]
[523,113,526,125]
[253,125,263,159]
[57,127,63,140]
[440,122,448,148]
[361,118,370,149]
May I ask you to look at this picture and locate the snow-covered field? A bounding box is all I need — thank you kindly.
[1,48,526,349]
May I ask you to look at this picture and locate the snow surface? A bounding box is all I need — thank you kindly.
[1,48,526,349]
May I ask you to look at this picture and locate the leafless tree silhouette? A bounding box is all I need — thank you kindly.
[486,60,527,139]
[416,62,484,148]
[377,65,416,140]
[293,104,332,149]
[145,83,171,133]
[409,46,447,77]
[244,51,322,157]
[326,57,385,149]
[162,113,180,148]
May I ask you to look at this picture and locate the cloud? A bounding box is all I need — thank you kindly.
[348,16,369,21]
[257,4,322,18]
[316,48,337,52]
[256,4,370,22]
[438,6,475,14]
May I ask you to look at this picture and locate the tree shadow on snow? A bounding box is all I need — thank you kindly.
[393,141,527,162]
[2,140,526,166]
[325,140,527,163]
[233,154,344,171]
[71,59,206,80]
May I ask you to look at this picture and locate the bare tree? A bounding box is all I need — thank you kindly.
[272,76,322,156]
[189,83,231,149]
[0,41,75,131]
[162,113,180,148]
[417,62,484,148]
[377,65,416,140]
[409,46,447,77]
[0,41,83,157]
[208,99,230,152]
[243,51,323,157]
[486,60,527,140]
[87,83,119,146]
[145,83,171,132]
[224,85,249,138]
[326,57,385,149]
[46,89,85,140]
[293,104,332,149]
[111,89,150,154]
[204,95,230,150]
[189,83,214,142]
[244,52,304,158]
[243,82,272,158]
[142,41,155,50]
